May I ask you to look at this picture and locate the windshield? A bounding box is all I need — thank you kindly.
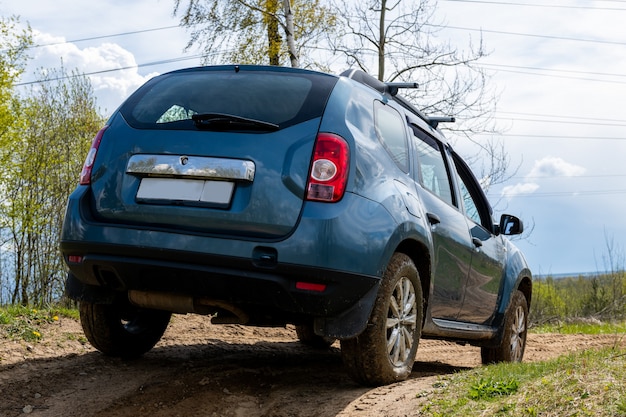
[120,67,338,130]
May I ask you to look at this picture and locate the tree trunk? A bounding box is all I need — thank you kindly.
[265,0,281,65]
[378,0,387,81]
[283,0,299,67]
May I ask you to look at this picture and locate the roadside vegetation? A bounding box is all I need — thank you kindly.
[421,346,626,416]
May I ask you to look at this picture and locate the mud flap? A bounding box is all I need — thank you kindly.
[313,281,380,339]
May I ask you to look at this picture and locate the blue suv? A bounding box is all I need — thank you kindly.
[61,65,532,386]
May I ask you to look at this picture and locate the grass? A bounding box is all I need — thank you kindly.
[532,320,626,335]
[0,304,78,342]
[420,347,626,416]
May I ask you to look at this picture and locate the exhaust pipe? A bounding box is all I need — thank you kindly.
[128,290,249,324]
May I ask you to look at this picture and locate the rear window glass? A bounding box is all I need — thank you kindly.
[120,68,337,130]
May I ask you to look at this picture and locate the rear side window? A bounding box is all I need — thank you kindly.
[120,68,338,130]
[374,101,409,172]
[411,126,454,206]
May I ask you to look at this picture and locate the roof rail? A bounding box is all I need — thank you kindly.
[339,69,455,129]
[339,69,418,97]
[427,116,456,129]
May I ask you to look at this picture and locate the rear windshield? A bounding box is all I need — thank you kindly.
[120,67,338,130]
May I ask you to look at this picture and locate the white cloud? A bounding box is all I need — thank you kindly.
[528,157,586,178]
[500,157,585,199]
[501,182,540,198]
[25,30,159,113]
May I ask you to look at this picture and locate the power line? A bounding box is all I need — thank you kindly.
[436,24,626,46]
[499,189,626,198]
[472,133,626,141]
[29,25,183,49]
[477,65,626,85]
[441,0,626,11]
[15,54,204,87]
[497,111,626,124]
[479,63,626,81]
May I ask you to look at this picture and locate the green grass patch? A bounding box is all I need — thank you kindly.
[0,304,78,342]
[420,348,626,416]
[532,321,626,335]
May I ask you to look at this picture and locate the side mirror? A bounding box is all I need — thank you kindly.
[499,214,523,236]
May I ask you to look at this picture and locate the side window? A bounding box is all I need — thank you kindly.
[411,126,454,206]
[374,101,409,172]
[458,179,481,224]
[453,154,493,230]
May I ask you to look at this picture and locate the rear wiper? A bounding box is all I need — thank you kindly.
[192,113,279,132]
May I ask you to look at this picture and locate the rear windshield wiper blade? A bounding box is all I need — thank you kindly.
[192,113,280,131]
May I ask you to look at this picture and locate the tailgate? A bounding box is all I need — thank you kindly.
[89,117,321,238]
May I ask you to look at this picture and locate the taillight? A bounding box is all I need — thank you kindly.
[79,126,109,185]
[306,133,349,203]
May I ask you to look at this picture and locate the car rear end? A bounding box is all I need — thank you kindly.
[61,65,388,335]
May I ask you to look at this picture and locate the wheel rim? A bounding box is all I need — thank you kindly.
[386,276,418,366]
[509,305,527,361]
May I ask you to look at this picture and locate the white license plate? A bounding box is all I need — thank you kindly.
[136,178,234,205]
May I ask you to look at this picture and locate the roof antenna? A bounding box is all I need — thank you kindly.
[234,65,240,73]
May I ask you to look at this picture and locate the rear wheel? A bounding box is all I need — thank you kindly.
[79,300,171,358]
[481,290,528,364]
[341,253,423,386]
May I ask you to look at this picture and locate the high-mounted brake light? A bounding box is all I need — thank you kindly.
[79,126,109,185]
[306,133,349,203]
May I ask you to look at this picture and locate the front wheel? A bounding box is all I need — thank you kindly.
[341,253,423,386]
[481,290,528,364]
[79,300,171,358]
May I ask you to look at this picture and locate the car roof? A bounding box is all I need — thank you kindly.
[159,65,453,145]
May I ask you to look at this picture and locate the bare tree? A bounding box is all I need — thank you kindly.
[329,0,513,187]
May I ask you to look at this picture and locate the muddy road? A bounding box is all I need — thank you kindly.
[1,315,623,417]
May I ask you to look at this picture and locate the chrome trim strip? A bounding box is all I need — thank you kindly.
[126,154,255,182]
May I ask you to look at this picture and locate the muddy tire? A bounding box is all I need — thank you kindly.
[79,300,171,358]
[481,290,528,364]
[341,253,423,386]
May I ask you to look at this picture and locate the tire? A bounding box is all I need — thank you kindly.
[79,300,171,358]
[295,323,336,348]
[481,290,528,364]
[341,253,423,386]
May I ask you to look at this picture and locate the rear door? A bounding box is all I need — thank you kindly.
[89,66,338,238]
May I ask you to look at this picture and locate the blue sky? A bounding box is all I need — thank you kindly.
[3,0,626,276]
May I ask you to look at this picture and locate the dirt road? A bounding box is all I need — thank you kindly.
[1,315,623,417]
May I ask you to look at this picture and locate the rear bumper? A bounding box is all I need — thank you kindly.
[60,186,395,338]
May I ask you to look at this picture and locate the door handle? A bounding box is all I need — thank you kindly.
[426,212,441,225]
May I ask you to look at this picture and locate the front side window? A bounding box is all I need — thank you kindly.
[453,154,493,230]
[411,126,454,206]
[458,178,481,224]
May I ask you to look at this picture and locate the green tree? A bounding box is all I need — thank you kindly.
[0,68,104,305]
[0,17,32,304]
[173,0,336,68]
[0,17,31,129]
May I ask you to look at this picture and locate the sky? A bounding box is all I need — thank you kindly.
[2,0,626,276]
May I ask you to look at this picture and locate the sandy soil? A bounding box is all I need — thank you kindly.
[1,314,624,417]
